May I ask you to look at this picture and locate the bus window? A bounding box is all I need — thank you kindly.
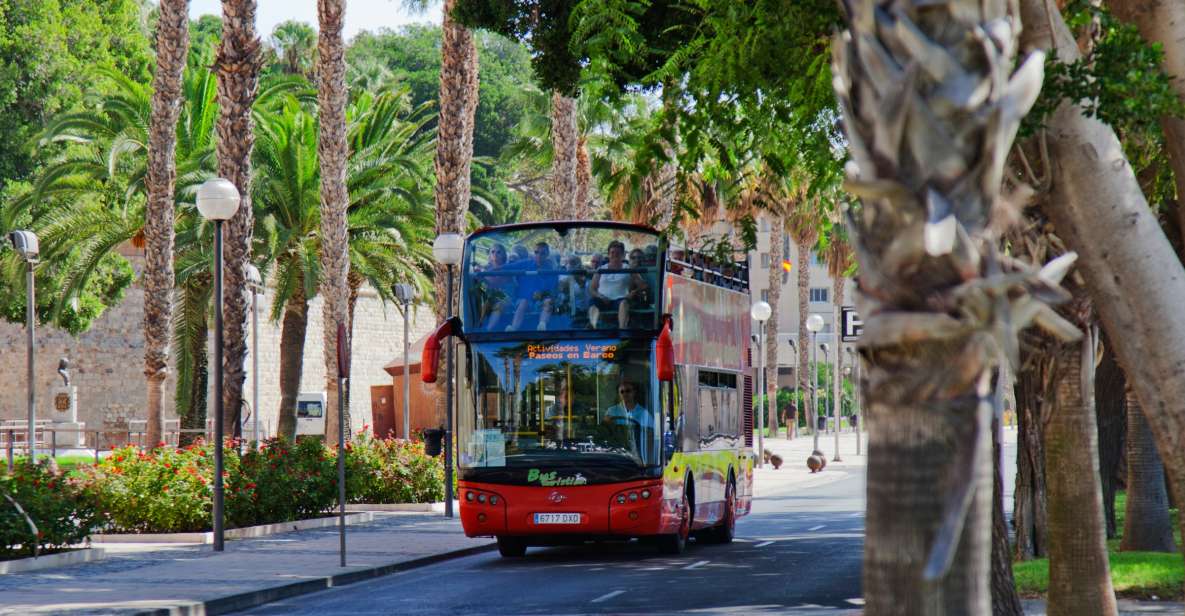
[458,339,661,469]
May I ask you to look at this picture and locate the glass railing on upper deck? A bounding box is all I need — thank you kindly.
[462,224,662,334]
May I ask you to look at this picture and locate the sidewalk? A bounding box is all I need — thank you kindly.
[0,511,492,615]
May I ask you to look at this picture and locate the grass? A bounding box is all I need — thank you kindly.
[1013,490,1183,600]
[7,454,97,471]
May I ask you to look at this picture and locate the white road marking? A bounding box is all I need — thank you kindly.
[683,559,710,570]
[591,590,625,603]
[807,524,826,531]
[754,540,775,548]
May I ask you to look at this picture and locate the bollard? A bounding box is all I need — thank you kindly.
[51,429,56,458]
[93,431,99,463]
[6,430,13,472]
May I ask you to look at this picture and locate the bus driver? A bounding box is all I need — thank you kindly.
[603,380,654,459]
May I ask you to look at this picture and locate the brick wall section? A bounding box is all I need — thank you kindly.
[0,252,437,441]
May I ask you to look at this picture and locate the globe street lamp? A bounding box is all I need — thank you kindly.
[433,233,464,518]
[8,230,39,463]
[197,177,240,552]
[393,283,416,441]
[244,263,263,448]
[805,313,825,452]
[750,301,771,465]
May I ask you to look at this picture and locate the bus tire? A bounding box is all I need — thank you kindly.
[658,485,693,555]
[704,476,736,544]
[497,536,527,558]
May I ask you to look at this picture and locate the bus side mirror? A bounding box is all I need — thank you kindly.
[657,316,673,382]
[421,318,460,383]
[663,430,676,460]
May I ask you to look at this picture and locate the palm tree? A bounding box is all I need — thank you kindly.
[1120,386,1177,553]
[142,0,190,449]
[216,0,263,438]
[832,1,1068,612]
[317,0,351,445]
[549,92,579,219]
[270,20,317,78]
[254,91,435,440]
[822,217,852,436]
[787,195,822,444]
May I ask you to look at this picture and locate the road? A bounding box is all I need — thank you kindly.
[240,461,867,616]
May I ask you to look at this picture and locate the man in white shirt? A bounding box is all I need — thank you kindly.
[603,380,654,461]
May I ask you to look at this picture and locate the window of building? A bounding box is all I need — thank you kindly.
[760,253,770,268]
[760,217,770,232]
[761,290,770,303]
[809,288,829,303]
[811,252,823,266]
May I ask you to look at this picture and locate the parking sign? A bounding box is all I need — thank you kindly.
[841,306,863,342]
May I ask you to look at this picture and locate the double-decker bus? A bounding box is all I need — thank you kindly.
[422,221,755,557]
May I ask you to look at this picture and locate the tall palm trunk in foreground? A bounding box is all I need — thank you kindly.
[550,92,578,219]
[318,0,351,445]
[1044,328,1117,615]
[1121,386,1177,553]
[432,0,479,426]
[143,0,190,448]
[832,1,1057,613]
[216,0,261,438]
[1018,0,1185,568]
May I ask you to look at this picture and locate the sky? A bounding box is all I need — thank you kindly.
[188,1,440,41]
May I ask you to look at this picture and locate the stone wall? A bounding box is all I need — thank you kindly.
[0,251,436,443]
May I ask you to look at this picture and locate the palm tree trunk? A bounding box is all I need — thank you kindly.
[1108,0,1185,239]
[550,92,578,220]
[215,0,261,439]
[795,237,813,443]
[1121,385,1177,553]
[143,0,190,450]
[1013,350,1051,560]
[1095,339,1127,539]
[276,285,308,442]
[832,1,1049,611]
[575,136,592,219]
[992,415,1025,616]
[433,0,478,426]
[1044,336,1117,616]
[1019,0,1185,567]
[317,0,351,446]
[764,214,784,438]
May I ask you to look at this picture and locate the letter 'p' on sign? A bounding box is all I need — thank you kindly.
[841,306,863,342]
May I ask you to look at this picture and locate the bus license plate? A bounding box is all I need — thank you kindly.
[534,513,580,525]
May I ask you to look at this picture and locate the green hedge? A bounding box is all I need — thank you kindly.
[79,433,444,534]
[1,462,101,560]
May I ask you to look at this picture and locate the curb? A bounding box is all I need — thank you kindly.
[91,512,376,544]
[0,548,107,574]
[132,541,498,616]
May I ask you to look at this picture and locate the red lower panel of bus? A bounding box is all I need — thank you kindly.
[458,479,681,538]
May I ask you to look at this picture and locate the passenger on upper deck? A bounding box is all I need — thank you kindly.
[557,255,591,323]
[504,241,558,331]
[588,241,651,328]
[479,243,515,330]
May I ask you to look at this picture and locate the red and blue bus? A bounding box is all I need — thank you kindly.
[423,221,755,556]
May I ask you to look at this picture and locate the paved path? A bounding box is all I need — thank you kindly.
[0,513,493,615]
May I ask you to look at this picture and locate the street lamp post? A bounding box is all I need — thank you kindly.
[822,342,841,462]
[750,301,771,466]
[393,283,415,440]
[244,264,263,448]
[846,346,861,455]
[805,314,824,451]
[9,231,39,463]
[433,233,464,518]
[787,338,797,439]
[197,177,241,552]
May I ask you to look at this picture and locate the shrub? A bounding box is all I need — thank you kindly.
[344,431,445,504]
[230,437,336,527]
[0,461,100,559]
[81,443,228,533]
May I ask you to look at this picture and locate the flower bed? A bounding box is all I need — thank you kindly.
[77,432,444,535]
[1,462,100,560]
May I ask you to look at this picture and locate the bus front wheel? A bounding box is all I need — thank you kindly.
[657,491,692,555]
[497,536,527,558]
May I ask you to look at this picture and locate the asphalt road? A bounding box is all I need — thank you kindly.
[239,466,867,616]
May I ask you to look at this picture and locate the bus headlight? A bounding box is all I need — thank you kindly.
[640,489,651,499]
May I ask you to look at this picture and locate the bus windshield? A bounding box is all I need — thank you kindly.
[462,226,661,333]
[458,339,660,469]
